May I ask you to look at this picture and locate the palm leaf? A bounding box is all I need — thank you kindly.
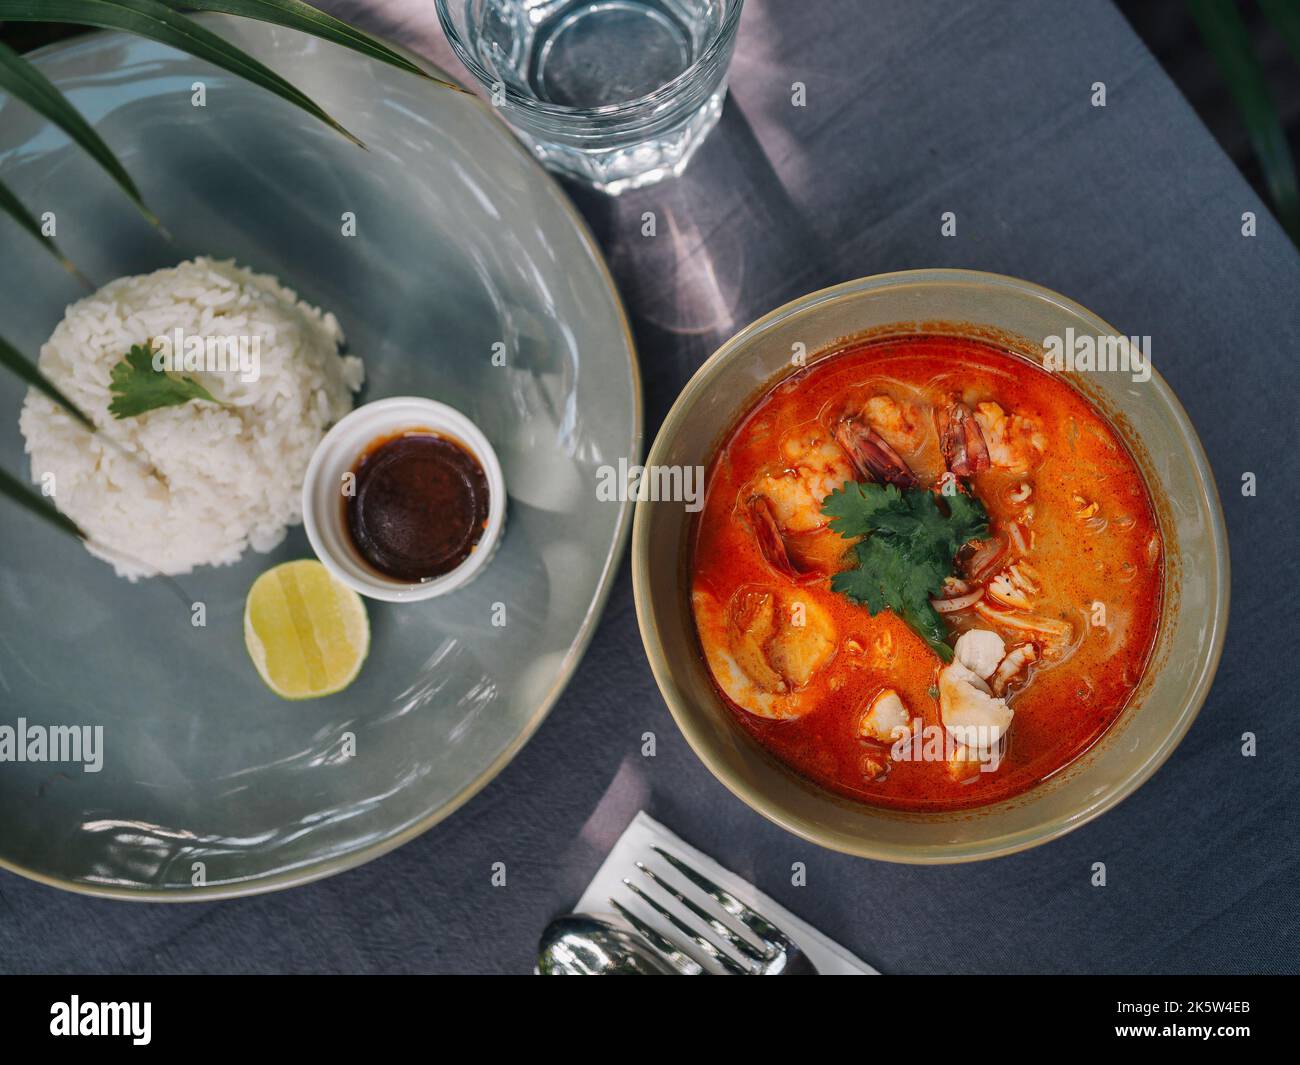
[0,38,161,227]
[1259,0,1300,68]
[0,0,367,148]
[0,465,84,541]
[171,1,462,91]
[1188,0,1300,244]
[0,334,96,431]
[0,176,88,283]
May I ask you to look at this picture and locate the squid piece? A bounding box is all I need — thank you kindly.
[693,586,838,720]
[974,601,1074,660]
[986,562,1042,610]
[936,398,991,477]
[991,643,1038,696]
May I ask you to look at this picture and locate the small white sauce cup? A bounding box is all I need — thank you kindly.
[302,397,506,602]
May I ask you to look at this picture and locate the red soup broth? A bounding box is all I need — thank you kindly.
[689,335,1162,811]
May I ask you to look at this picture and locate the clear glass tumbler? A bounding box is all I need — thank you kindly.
[435,0,745,194]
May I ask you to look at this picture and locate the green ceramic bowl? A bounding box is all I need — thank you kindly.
[633,269,1228,862]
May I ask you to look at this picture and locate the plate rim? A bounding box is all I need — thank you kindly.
[0,17,642,901]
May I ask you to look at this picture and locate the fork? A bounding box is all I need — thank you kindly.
[608,846,818,975]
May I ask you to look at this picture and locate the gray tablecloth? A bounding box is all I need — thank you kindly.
[3,0,1297,975]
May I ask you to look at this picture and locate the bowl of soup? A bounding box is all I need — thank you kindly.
[632,269,1228,861]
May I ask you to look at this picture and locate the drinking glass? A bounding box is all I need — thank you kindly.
[435,0,745,194]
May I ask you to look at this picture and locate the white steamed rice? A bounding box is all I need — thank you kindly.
[19,257,365,579]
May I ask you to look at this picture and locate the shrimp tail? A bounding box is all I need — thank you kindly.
[937,399,991,476]
[747,495,803,577]
[834,416,919,489]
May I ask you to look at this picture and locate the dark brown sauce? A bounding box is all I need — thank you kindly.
[346,429,489,582]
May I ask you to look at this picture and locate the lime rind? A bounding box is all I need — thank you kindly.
[244,560,369,700]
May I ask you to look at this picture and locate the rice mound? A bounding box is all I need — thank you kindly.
[19,257,365,579]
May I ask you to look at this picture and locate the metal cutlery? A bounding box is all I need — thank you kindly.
[537,913,681,974]
[607,846,817,975]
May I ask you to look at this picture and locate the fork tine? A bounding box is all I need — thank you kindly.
[651,846,791,949]
[609,899,703,975]
[623,879,751,975]
[635,861,770,963]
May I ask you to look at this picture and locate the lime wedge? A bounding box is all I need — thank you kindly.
[244,560,369,700]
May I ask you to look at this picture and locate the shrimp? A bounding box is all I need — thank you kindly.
[754,428,853,534]
[820,393,924,490]
[861,395,928,455]
[973,402,1047,474]
[693,585,838,720]
[747,425,854,575]
[936,398,991,477]
[947,743,988,783]
[833,415,919,489]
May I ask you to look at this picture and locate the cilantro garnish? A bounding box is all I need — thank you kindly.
[822,481,989,661]
[108,343,218,420]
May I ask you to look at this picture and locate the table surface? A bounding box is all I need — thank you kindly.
[3,0,1297,975]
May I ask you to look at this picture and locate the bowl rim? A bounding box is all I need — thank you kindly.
[0,18,643,901]
[632,267,1229,863]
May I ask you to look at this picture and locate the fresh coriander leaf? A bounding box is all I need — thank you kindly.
[940,490,990,551]
[823,480,988,660]
[830,535,907,614]
[822,481,909,539]
[899,584,954,661]
[108,343,218,419]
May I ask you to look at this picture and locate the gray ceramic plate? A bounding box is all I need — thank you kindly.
[0,17,639,898]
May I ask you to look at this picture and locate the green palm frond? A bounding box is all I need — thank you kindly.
[0,38,160,227]
[0,464,84,541]
[0,1,460,262]
[1258,0,1300,68]
[1189,0,1300,244]
[171,1,462,91]
[0,333,96,430]
[0,0,370,147]
[0,0,458,527]
[0,176,89,283]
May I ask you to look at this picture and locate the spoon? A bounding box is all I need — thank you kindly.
[536,913,679,974]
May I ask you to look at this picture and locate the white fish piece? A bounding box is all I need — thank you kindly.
[953,628,1006,679]
[938,659,1013,751]
[859,688,911,743]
